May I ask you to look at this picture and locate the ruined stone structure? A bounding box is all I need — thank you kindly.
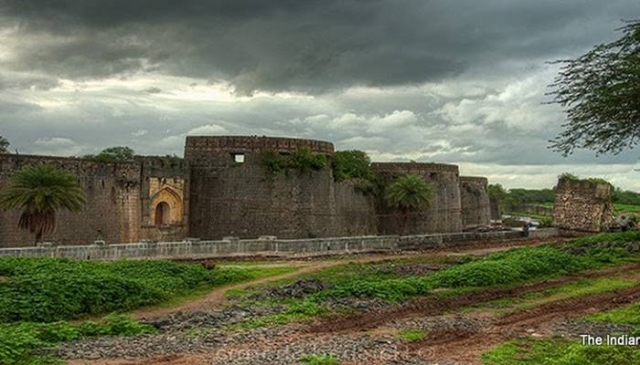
[0,135,493,247]
[372,162,463,234]
[459,176,491,226]
[553,179,614,234]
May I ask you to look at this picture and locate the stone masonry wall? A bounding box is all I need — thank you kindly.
[138,157,189,242]
[372,162,463,234]
[185,136,376,240]
[0,135,493,247]
[0,154,141,247]
[460,176,491,226]
[553,179,614,233]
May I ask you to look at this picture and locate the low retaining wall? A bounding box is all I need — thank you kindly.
[0,229,558,260]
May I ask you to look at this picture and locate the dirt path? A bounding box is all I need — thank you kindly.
[134,238,550,320]
[409,283,640,365]
[306,261,640,334]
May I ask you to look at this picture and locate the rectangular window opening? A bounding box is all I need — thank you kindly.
[232,153,245,163]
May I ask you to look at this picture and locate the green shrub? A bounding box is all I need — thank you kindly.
[0,258,254,323]
[0,317,154,365]
[260,148,326,176]
[331,150,376,183]
[300,354,340,365]
[418,247,586,288]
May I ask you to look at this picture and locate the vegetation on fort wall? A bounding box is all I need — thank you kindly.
[260,147,327,176]
[331,150,376,183]
[557,172,612,187]
[0,258,263,323]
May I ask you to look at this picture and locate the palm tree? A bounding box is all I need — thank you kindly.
[0,164,86,244]
[384,174,434,233]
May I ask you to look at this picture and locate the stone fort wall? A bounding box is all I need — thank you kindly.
[0,135,494,247]
[371,162,463,234]
[0,154,188,247]
[460,176,491,226]
[0,155,141,247]
[185,136,377,239]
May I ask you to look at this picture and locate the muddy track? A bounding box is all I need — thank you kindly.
[405,283,640,365]
[306,262,640,334]
[497,283,640,326]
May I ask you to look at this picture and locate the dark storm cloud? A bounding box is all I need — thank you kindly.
[2,0,637,93]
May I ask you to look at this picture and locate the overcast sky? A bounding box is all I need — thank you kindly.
[1,1,639,190]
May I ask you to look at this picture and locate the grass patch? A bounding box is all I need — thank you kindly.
[0,258,295,323]
[313,239,634,302]
[585,302,640,327]
[474,277,638,313]
[231,300,328,329]
[0,315,155,365]
[569,230,640,246]
[483,338,640,365]
[300,354,340,365]
[397,329,427,341]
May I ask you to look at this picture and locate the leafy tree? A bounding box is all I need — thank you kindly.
[488,184,512,212]
[549,20,640,156]
[384,174,433,231]
[83,146,135,162]
[612,188,640,205]
[331,150,376,182]
[0,165,86,244]
[0,135,9,153]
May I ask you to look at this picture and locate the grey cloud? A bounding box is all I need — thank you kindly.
[143,87,162,94]
[2,0,637,92]
[0,73,60,91]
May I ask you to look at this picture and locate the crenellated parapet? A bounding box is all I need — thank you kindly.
[185,136,334,162]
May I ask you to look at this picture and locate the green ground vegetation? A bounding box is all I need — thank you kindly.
[397,329,427,341]
[300,354,340,365]
[0,315,155,365]
[483,337,639,365]
[230,232,640,328]
[586,302,640,328]
[0,258,296,364]
[0,258,294,323]
[468,277,638,312]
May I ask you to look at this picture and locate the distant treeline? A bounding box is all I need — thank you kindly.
[488,183,640,213]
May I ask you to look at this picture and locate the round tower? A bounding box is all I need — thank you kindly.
[371,162,463,234]
[185,136,349,239]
